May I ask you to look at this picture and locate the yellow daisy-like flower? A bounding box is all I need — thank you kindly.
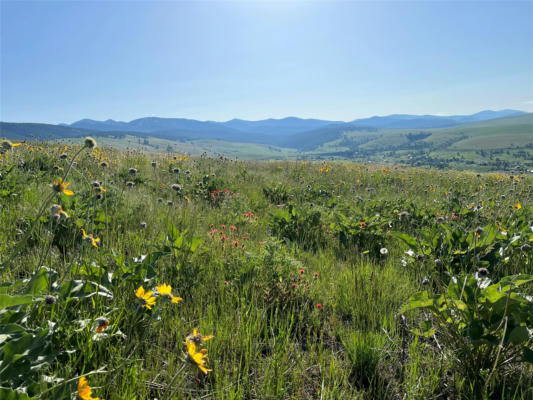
[156,283,183,304]
[186,338,212,374]
[52,177,74,195]
[187,328,214,345]
[135,286,156,310]
[514,203,522,210]
[82,229,100,247]
[78,376,103,400]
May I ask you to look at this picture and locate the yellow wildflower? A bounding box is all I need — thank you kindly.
[82,229,100,247]
[156,284,183,304]
[135,286,156,309]
[186,338,212,374]
[514,203,522,210]
[187,328,214,345]
[52,177,74,195]
[78,376,103,400]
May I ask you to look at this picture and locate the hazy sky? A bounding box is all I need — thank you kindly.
[1,1,532,124]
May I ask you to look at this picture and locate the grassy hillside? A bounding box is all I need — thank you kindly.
[3,114,533,170]
[0,138,532,399]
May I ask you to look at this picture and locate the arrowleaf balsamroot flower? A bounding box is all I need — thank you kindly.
[82,229,100,247]
[187,328,214,345]
[156,283,183,304]
[78,376,103,400]
[136,286,156,309]
[52,177,74,195]
[186,337,212,374]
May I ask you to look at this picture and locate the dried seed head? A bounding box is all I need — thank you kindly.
[84,137,97,149]
[45,295,57,305]
[1,139,14,151]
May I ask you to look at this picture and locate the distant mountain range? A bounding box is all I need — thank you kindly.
[1,109,528,150]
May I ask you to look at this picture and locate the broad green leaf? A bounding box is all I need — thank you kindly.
[508,326,529,345]
[0,294,33,310]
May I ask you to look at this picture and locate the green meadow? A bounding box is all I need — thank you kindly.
[0,138,532,399]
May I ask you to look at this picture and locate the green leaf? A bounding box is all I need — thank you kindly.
[392,232,419,249]
[25,268,56,296]
[0,294,34,310]
[0,388,34,400]
[508,326,529,345]
[400,291,433,313]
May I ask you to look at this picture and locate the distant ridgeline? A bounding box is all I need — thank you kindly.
[1,110,532,170]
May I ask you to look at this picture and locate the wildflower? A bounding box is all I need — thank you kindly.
[291,283,297,289]
[398,212,410,222]
[1,139,19,151]
[126,181,135,187]
[95,318,110,333]
[140,222,147,229]
[477,267,489,277]
[221,224,226,229]
[52,178,74,195]
[82,229,100,247]
[53,165,61,171]
[314,272,319,278]
[475,227,484,237]
[233,240,239,247]
[522,244,531,252]
[172,167,180,174]
[187,328,214,345]
[186,337,212,374]
[316,303,323,309]
[51,204,69,220]
[77,376,103,400]
[359,221,367,227]
[422,278,430,286]
[99,161,108,168]
[171,183,182,192]
[45,295,57,305]
[299,269,305,275]
[128,168,138,175]
[59,153,68,160]
[380,248,388,256]
[135,286,156,310]
[91,181,101,188]
[434,259,442,267]
[230,225,237,231]
[156,283,183,304]
[84,137,97,149]
[514,203,522,210]
[167,200,173,206]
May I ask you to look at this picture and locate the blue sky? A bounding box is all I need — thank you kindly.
[1,1,532,124]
